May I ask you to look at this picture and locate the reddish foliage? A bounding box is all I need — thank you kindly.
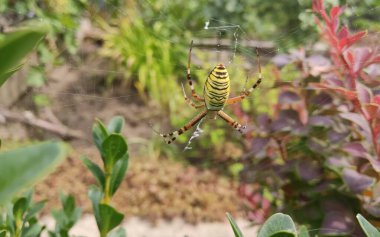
[311,0,380,158]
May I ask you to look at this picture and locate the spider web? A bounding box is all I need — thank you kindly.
[1,1,380,156]
[1,0,380,234]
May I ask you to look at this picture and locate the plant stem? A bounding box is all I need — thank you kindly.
[102,166,112,204]
[14,219,21,237]
[276,138,288,161]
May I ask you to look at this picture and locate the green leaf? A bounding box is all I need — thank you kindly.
[22,223,44,237]
[99,204,124,236]
[81,156,105,189]
[356,214,380,237]
[53,193,81,233]
[107,116,124,134]
[226,212,244,237]
[110,155,129,195]
[13,197,28,221]
[107,227,127,237]
[92,119,109,153]
[61,194,75,216]
[298,225,310,237]
[0,141,67,206]
[101,134,127,167]
[258,213,297,237]
[88,186,103,228]
[0,25,47,86]
[25,200,46,221]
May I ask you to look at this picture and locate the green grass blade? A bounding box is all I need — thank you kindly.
[226,212,244,237]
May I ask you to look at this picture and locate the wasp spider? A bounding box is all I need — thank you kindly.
[160,40,263,144]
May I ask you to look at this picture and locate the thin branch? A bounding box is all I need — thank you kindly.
[0,108,85,140]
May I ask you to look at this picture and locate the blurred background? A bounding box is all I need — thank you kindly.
[0,0,380,236]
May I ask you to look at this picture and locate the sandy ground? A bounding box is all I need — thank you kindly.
[41,215,258,237]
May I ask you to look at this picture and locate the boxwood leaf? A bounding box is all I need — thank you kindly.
[101,134,127,168]
[110,154,129,195]
[81,156,105,189]
[99,204,124,236]
[107,116,124,134]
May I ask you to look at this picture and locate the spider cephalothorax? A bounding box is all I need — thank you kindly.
[160,41,263,144]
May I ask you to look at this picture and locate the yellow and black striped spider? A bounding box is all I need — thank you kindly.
[160,40,263,144]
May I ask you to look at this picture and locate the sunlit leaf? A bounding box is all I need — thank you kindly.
[0,25,47,86]
[356,214,380,237]
[226,213,244,237]
[257,213,297,237]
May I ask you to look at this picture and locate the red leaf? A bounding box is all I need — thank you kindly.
[353,47,372,73]
[346,51,354,65]
[338,27,349,39]
[340,31,368,50]
[330,6,341,19]
[371,55,380,64]
[357,82,373,104]
[313,0,324,12]
[374,121,380,136]
[330,6,341,32]
[335,87,358,100]
[374,95,380,105]
[363,103,379,120]
[309,83,357,101]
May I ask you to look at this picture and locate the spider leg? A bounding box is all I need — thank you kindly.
[187,40,205,102]
[217,110,246,134]
[181,83,205,109]
[160,109,208,144]
[226,47,263,105]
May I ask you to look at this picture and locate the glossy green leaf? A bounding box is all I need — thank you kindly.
[92,119,109,153]
[356,214,380,237]
[107,116,124,134]
[99,204,124,236]
[107,227,127,237]
[226,212,244,237]
[13,197,28,222]
[110,154,129,195]
[101,134,127,167]
[0,141,67,206]
[81,156,105,189]
[258,213,297,237]
[0,26,47,86]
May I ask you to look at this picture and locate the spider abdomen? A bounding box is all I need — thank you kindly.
[203,64,230,111]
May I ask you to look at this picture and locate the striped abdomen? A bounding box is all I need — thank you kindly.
[203,64,230,111]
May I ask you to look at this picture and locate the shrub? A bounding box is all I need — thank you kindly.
[237,0,380,235]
